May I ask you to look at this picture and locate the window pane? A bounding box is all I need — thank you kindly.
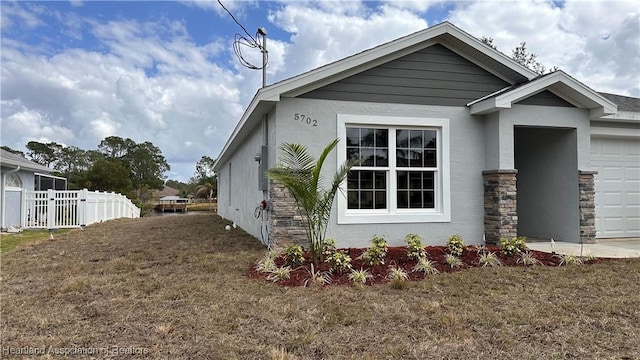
[423,172,434,189]
[409,172,422,189]
[396,149,408,167]
[360,171,374,189]
[424,191,435,208]
[397,191,408,208]
[375,171,386,188]
[396,130,408,148]
[348,191,359,208]
[424,130,437,149]
[375,129,388,147]
[424,150,437,167]
[361,148,375,166]
[409,150,423,167]
[347,147,359,161]
[347,171,359,189]
[409,191,423,208]
[360,191,373,209]
[361,128,374,147]
[375,191,387,209]
[375,149,388,166]
[346,128,360,146]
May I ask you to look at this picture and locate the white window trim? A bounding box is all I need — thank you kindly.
[337,114,451,224]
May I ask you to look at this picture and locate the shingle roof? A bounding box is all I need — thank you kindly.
[0,149,53,172]
[598,93,640,112]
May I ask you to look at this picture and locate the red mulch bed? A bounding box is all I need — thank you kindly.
[248,246,608,287]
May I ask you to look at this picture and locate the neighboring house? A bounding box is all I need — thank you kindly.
[0,149,66,230]
[213,22,639,248]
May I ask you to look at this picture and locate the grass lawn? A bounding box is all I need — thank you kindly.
[1,214,638,359]
[0,229,70,254]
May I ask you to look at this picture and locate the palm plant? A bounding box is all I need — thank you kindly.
[195,181,215,211]
[266,139,357,266]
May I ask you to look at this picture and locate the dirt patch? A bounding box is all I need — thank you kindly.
[249,246,607,287]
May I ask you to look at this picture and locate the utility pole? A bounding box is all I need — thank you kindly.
[258,27,267,88]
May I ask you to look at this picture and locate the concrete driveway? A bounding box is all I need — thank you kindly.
[527,238,640,258]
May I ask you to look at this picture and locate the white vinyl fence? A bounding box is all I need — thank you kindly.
[23,189,140,229]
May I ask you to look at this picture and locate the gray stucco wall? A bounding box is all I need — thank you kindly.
[273,97,486,247]
[217,118,270,239]
[515,127,579,242]
[494,105,591,170]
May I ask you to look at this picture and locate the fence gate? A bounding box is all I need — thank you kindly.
[24,190,82,229]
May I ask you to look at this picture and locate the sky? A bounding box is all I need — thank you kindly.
[1,0,638,183]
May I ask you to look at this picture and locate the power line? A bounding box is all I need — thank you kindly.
[217,0,257,43]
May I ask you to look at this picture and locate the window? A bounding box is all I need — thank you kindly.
[4,173,22,188]
[337,114,450,224]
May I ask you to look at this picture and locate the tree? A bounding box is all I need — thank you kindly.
[125,141,170,199]
[195,155,216,180]
[85,158,134,195]
[479,37,557,75]
[1,146,25,157]
[98,136,135,158]
[266,139,358,266]
[512,42,550,75]
[26,141,62,167]
[195,181,215,211]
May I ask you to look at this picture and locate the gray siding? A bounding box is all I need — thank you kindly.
[516,90,574,107]
[299,44,509,106]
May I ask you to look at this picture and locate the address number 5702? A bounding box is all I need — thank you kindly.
[294,113,318,127]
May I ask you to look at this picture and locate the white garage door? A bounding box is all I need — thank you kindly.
[591,137,640,238]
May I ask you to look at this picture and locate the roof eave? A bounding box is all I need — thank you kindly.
[468,71,618,117]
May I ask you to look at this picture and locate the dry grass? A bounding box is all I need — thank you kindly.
[1,213,639,359]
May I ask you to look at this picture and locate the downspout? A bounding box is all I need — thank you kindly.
[1,166,20,230]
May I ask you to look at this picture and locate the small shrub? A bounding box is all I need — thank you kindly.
[361,235,388,265]
[444,254,463,268]
[284,244,305,266]
[447,235,465,256]
[517,251,541,266]
[325,250,352,273]
[413,258,439,275]
[304,264,331,287]
[478,251,502,267]
[267,266,291,282]
[348,268,373,288]
[499,236,528,256]
[388,267,409,289]
[405,233,426,260]
[255,251,278,273]
[559,254,583,266]
[322,238,337,258]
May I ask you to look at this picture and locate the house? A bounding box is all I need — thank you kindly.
[0,149,66,230]
[213,22,640,248]
[155,195,189,213]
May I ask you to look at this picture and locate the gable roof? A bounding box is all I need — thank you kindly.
[0,149,53,173]
[213,22,618,170]
[468,71,617,118]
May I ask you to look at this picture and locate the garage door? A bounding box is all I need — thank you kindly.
[591,137,640,238]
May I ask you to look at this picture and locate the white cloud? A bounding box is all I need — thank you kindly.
[1,0,638,183]
[448,0,639,96]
